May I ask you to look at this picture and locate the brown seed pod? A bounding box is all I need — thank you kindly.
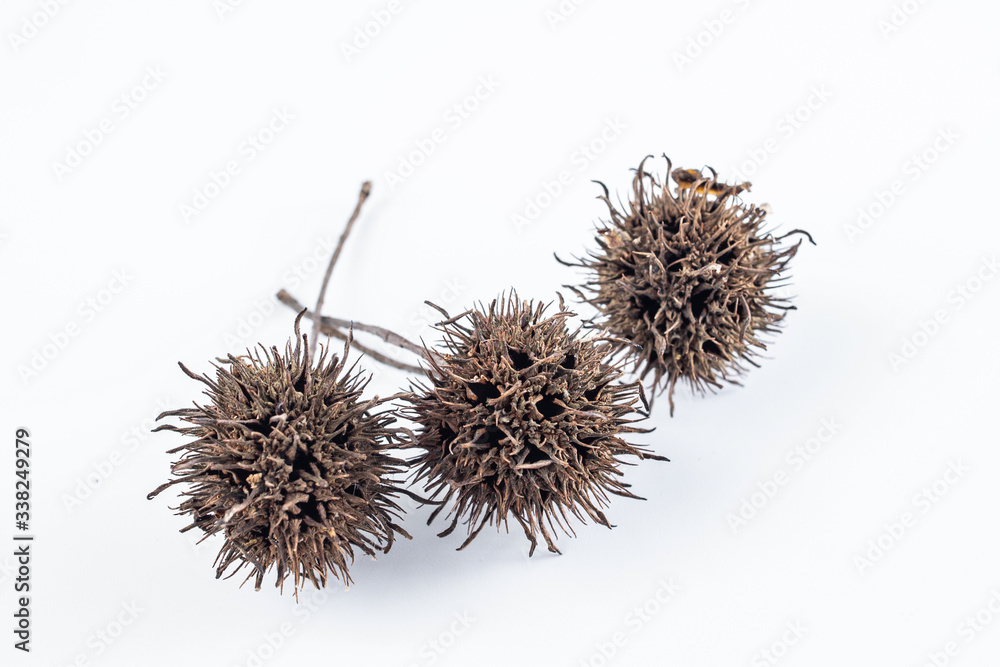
[148,315,411,594]
[403,293,665,556]
[559,155,813,413]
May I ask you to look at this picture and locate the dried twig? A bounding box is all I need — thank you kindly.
[323,324,426,375]
[311,181,372,359]
[279,289,442,366]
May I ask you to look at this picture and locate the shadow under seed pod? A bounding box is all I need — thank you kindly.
[148,313,414,595]
[402,292,667,556]
[558,154,815,414]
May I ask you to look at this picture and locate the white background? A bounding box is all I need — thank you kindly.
[2,1,999,666]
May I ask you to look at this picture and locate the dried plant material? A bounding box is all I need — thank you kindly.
[310,181,371,358]
[403,293,666,555]
[148,315,412,594]
[560,155,813,414]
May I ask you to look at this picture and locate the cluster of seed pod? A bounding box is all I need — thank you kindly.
[149,155,810,595]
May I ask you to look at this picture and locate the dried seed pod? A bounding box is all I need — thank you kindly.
[560,155,812,413]
[403,293,665,555]
[148,315,411,594]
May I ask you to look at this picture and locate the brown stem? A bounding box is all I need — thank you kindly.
[323,326,425,374]
[310,181,372,359]
[278,290,442,366]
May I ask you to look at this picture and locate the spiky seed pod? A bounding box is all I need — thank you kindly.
[148,315,411,594]
[403,293,665,556]
[561,155,812,413]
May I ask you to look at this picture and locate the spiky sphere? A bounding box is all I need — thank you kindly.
[564,155,811,412]
[404,294,664,555]
[149,318,410,593]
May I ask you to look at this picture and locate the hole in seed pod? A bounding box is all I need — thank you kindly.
[344,483,363,498]
[703,340,723,357]
[584,384,604,402]
[231,469,253,485]
[690,288,712,318]
[296,497,323,525]
[293,374,307,394]
[438,423,457,448]
[289,448,318,482]
[246,525,267,540]
[523,446,548,464]
[331,423,354,443]
[574,436,597,462]
[474,425,505,448]
[245,420,269,437]
[638,295,660,321]
[537,395,566,420]
[468,382,501,404]
[560,354,577,370]
[718,250,737,265]
[508,348,532,370]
